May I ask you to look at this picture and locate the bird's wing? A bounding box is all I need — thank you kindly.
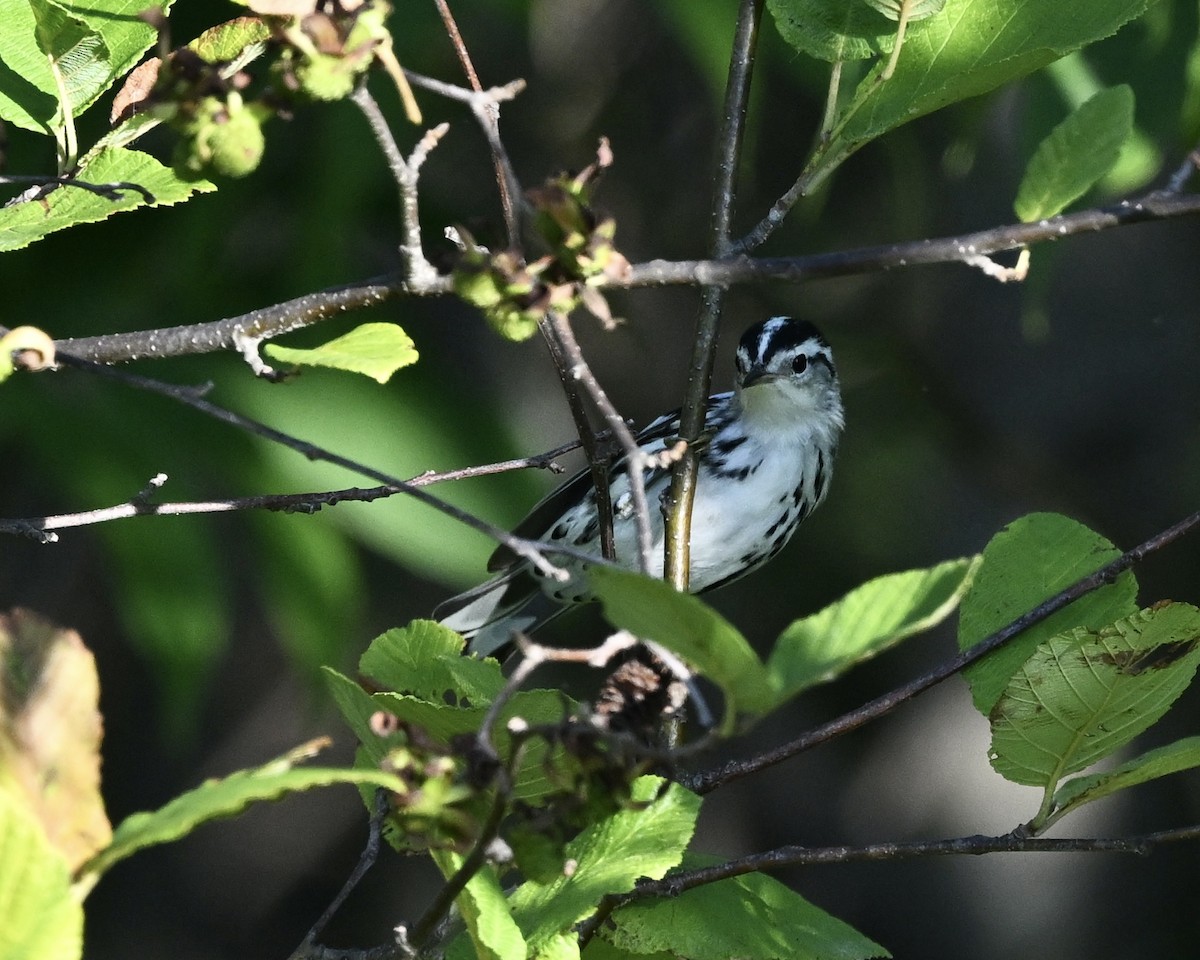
[483,394,733,572]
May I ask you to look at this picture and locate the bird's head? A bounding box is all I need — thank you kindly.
[734,316,844,436]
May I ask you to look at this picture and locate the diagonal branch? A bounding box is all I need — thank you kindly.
[0,441,580,542]
[688,509,1200,795]
[49,352,606,578]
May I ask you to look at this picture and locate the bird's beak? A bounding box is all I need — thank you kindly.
[740,367,778,389]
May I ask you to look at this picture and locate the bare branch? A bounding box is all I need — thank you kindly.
[428,0,521,246]
[0,441,581,540]
[52,275,418,366]
[48,352,604,579]
[664,0,763,590]
[544,310,655,573]
[635,823,1200,898]
[622,190,1200,289]
[688,509,1200,795]
[350,84,449,289]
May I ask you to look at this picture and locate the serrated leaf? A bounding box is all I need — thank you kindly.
[589,567,776,726]
[958,513,1138,716]
[30,0,111,121]
[0,790,84,960]
[768,556,977,702]
[603,859,889,960]
[264,323,419,384]
[1050,736,1200,820]
[862,0,946,21]
[359,620,505,704]
[0,0,171,131]
[801,0,1157,194]
[76,739,409,888]
[0,610,111,871]
[436,849,528,960]
[989,603,1200,788]
[1014,86,1135,222]
[766,0,895,62]
[508,778,699,956]
[0,146,214,253]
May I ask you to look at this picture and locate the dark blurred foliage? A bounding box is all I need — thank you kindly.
[3,0,1200,956]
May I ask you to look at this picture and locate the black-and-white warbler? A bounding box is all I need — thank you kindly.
[437,316,845,656]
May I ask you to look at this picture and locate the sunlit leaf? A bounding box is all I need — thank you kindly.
[436,848,527,960]
[507,778,699,957]
[768,556,977,701]
[0,611,111,872]
[76,738,409,888]
[0,791,83,960]
[989,603,1200,788]
[800,0,1157,193]
[264,323,419,384]
[0,147,214,253]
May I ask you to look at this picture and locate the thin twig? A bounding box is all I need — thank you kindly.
[627,190,1200,288]
[544,310,654,573]
[0,174,155,204]
[52,275,414,365]
[688,509,1200,795]
[539,320,619,560]
[640,824,1200,897]
[50,352,600,579]
[0,441,580,541]
[664,0,764,590]
[290,790,391,959]
[407,783,509,950]
[427,2,521,248]
[350,85,447,289]
[38,190,1200,368]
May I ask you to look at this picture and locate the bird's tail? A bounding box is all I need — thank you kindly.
[434,571,567,657]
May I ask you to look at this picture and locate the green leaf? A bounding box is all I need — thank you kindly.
[1014,85,1135,222]
[589,567,776,726]
[800,0,1157,194]
[0,0,171,131]
[436,849,528,960]
[768,556,978,702]
[0,147,214,253]
[0,790,84,960]
[765,0,895,62]
[958,513,1138,716]
[1050,736,1200,821]
[602,861,889,960]
[359,620,506,704]
[508,778,699,956]
[30,0,111,122]
[264,323,419,383]
[989,602,1200,788]
[862,0,946,20]
[76,739,409,887]
[324,670,575,803]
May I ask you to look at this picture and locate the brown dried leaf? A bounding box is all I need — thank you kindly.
[0,609,111,870]
[110,56,162,124]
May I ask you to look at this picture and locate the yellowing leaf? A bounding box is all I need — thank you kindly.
[0,609,111,871]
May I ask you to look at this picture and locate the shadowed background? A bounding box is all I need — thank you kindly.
[3,0,1200,956]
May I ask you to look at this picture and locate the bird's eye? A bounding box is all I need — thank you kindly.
[791,355,809,374]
